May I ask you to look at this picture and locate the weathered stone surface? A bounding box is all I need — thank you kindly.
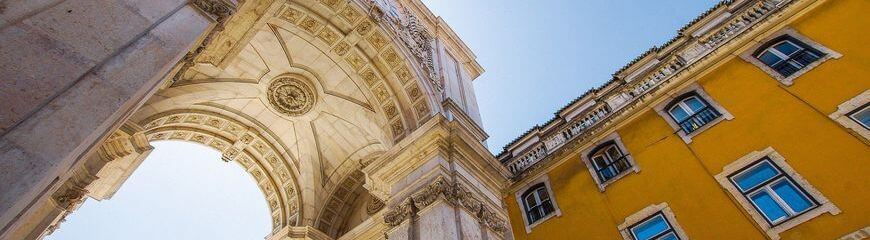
[0,3,211,236]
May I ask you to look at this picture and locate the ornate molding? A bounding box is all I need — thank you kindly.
[383,177,507,234]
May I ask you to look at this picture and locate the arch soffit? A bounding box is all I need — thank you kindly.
[138,108,304,231]
[186,0,441,142]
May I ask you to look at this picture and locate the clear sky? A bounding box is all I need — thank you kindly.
[47,1,720,239]
[420,0,719,152]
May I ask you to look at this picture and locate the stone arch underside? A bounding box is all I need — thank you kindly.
[138,108,303,231]
[128,0,454,236]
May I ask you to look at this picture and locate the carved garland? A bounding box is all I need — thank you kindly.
[383,177,507,234]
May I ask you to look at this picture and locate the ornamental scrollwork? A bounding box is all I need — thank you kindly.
[382,177,507,234]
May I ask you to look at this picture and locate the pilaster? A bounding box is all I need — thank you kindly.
[361,111,511,240]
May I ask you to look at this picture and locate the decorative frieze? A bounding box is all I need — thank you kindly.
[383,177,507,234]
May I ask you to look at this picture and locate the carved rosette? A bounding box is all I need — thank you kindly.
[383,177,507,234]
[267,77,316,117]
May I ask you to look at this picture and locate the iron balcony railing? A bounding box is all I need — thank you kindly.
[678,107,722,134]
[596,155,633,182]
[771,49,823,77]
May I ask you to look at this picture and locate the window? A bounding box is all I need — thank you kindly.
[521,183,555,224]
[580,134,639,191]
[715,147,840,239]
[728,159,817,225]
[754,37,824,78]
[618,203,689,240]
[589,142,632,182]
[740,29,841,85]
[629,213,680,240]
[848,104,870,130]
[666,94,722,134]
[515,175,562,232]
[829,90,870,140]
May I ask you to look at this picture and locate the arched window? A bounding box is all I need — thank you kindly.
[521,183,555,224]
[666,93,722,134]
[588,141,632,182]
[754,36,824,77]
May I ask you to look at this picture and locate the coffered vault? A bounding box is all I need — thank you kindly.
[0,0,507,239]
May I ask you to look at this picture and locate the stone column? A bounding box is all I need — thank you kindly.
[364,107,512,240]
[0,0,224,237]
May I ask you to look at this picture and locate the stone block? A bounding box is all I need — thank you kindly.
[120,0,186,22]
[0,24,96,133]
[23,0,152,64]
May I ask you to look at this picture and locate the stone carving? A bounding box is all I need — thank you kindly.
[170,0,236,85]
[396,14,440,90]
[366,196,386,215]
[267,77,316,117]
[383,177,507,234]
[52,187,87,211]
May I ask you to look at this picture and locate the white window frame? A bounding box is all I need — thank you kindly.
[617,203,689,240]
[829,90,870,141]
[579,133,640,191]
[654,83,734,144]
[740,28,841,86]
[730,160,817,225]
[714,147,840,240]
[514,175,562,233]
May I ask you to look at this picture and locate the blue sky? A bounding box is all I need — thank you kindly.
[48,1,720,239]
[420,0,719,151]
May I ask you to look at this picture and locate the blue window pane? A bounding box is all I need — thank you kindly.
[851,108,870,128]
[632,215,669,240]
[658,232,678,240]
[758,51,783,66]
[774,41,800,56]
[684,97,706,112]
[751,191,789,222]
[772,181,813,213]
[669,107,689,122]
[734,161,779,191]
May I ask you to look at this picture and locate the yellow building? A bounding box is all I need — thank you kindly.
[498,0,869,239]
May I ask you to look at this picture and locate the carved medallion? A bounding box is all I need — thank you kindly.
[267,77,316,116]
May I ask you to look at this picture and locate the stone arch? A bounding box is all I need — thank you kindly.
[314,170,384,238]
[138,108,304,231]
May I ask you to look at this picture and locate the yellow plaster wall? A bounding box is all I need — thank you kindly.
[506,0,869,239]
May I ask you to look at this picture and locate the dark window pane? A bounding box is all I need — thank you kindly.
[774,41,801,55]
[536,188,550,201]
[772,181,813,213]
[541,200,555,216]
[758,51,783,67]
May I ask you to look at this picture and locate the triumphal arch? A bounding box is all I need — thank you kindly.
[0,0,511,239]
